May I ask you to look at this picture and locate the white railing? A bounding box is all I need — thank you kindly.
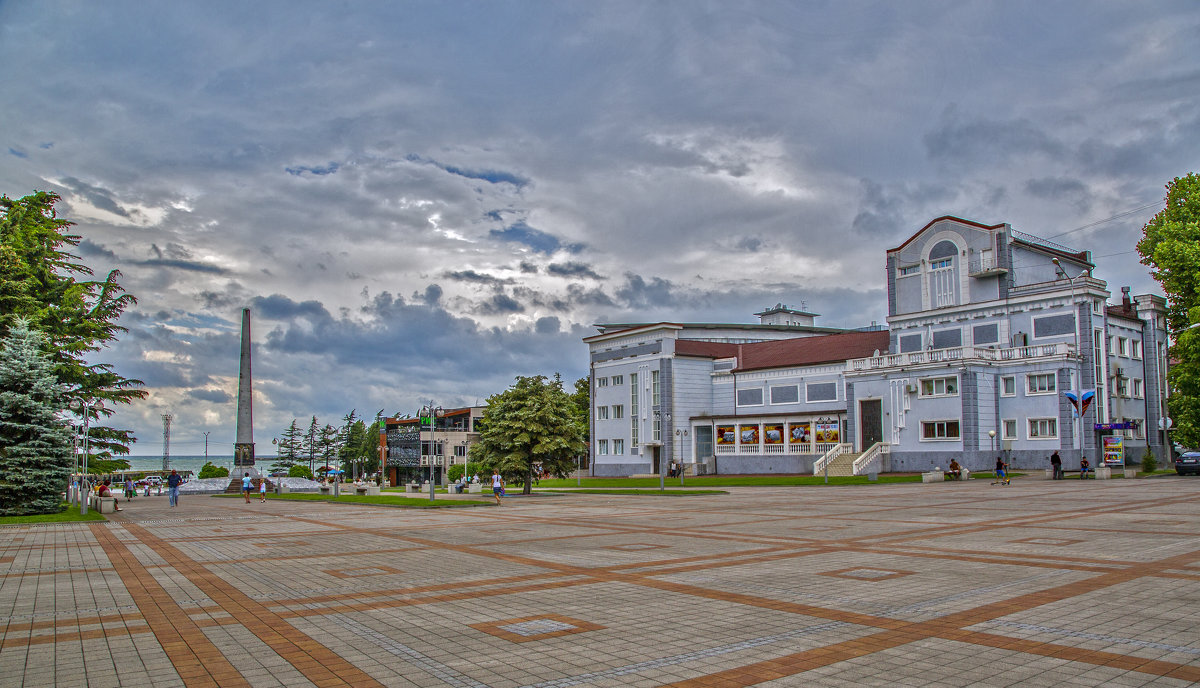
[764,445,787,454]
[715,442,841,456]
[849,341,1074,371]
[813,443,852,475]
[852,442,889,475]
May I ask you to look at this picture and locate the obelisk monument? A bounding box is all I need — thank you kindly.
[234,308,256,472]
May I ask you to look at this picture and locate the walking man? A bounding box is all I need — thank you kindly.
[1050,451,1062,480]
[167,469,181,507]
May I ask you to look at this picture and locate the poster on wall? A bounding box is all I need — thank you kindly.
[739,424,759,444]
[1102,435,1124,466]
[716,425,735,445]
[763,424,784,444]
[814,418,840,443]
[789,422,811,444]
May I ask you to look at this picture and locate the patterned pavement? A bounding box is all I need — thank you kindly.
[2,477,1199,687]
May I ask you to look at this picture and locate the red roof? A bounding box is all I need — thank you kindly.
[674,330,890,371]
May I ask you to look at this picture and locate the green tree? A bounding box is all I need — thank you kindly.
[317,423,339,468]
[301,415,319,474]
[0,191,147,458]
[287,464,314,479]
[197,462,230,479]
[570,376,590,469]
[468,374,587,494]
[1138,173,1200,448]
[0,318,73,515]
[271,419,302,474]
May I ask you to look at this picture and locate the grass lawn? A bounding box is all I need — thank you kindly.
[533,474,921,488]
[218,493,492,508]
[541,489,726,496]
[0,503,107,525]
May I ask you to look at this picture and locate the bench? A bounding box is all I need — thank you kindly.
[405,483,422,493]
[1093,466,1110,480]
[355,485,380,496]
[921,470,944,483]
[467,483,483,494]
[89,495,117,513]
[943,469,970,481]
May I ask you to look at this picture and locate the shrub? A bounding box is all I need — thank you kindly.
[1141,446,1157,474]
[447,464,465,482]
[197,462,229,479]
[288,465,314,479]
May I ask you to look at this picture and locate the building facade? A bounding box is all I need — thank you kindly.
[584,217,1170,476]
[381,407,485,486]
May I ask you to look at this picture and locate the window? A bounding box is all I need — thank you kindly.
[652,370,660,406]
[737,388,764,406]
[597,406,609,420]
[770,384,799,404]
[454,444,468,457]
[1028,418,1057,439]
[612,404,624,419]
[597,439,609,455]
[920,376,959,397]
[1000,376,1016,397]
[929,258,952,270]
[597,377,608,387]
[1027,373,1056,395]
[1108,336,1116,355]
[1117,337,1128,356]
[629,373,638,446]
[1002,419,1018,440]
[806,382,838,402]
[1033,313,1076,338]
[1131,341,1141,359]
[921,420,960,440]
[1132,379,1143,398]
[612,375,624,385]
[898,264,920,277]
[612,439,624,455]
[652,370,661,442]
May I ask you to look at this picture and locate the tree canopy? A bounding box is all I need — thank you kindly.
[0,191,146,458]
[1138,173,1200,448]
[468,374,587,493]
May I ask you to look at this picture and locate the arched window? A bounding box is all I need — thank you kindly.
[928,240,957,307]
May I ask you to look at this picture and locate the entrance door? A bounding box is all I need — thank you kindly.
[859,399,883,449]
[651,446,660,474]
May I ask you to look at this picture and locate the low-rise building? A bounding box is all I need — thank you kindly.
[381,406,485,486]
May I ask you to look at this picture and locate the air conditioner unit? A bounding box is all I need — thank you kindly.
[905,383,918,394]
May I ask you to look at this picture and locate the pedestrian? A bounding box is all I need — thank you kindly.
[124,477,135,499]
[259,476,268,502]
[242,472,252,503]
[167,469,181,507]
[491,469,504,505]
[991,456,1009,485]
[1050,451,1062,480]
[98,479,121,511]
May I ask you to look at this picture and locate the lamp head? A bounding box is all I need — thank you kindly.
[988,430,996,438]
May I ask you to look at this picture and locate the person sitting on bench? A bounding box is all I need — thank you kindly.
[946,459,963,480]
[1079,456,1092,479]
[97,480,121,511]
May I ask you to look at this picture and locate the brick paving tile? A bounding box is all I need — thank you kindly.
[2,480,1200,686]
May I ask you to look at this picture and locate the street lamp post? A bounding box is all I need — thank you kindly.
[1053,258,1085,459]
[988,429,997,456]
[78,401,100,515]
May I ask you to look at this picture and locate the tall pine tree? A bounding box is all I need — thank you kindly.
[0,318,73,515]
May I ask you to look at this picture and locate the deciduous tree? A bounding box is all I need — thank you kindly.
[1138,173,1200,448]
[469,374,587,493]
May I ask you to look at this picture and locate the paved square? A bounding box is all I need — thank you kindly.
[2,478,1199,686]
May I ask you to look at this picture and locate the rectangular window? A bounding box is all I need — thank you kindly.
[612,439,624,455]
[597,406,609,420]
[806,382,838,402]
[932,328,962,349]
[899,334,923,353]
[651,370,660,442]
[898,264,920,277]
[921,420,960,440]
[920,376,959,397]
[1118,337,1128,356]
[1028,418,1057,439]
[695,426,713,459]
[629,373,638,446]
[454,444,468,457]
[770,385,799,404]
[612,375,624,385]
[1000,376,1016,397]
[597,439,609,455]
[973,323,999,345]
[737,388,765,406]
[1026,373,1056,394]
[1132,379,1143,398]
[651,370,660,406]
[1033,313,1076,338]
[612,404,624,419]
[1002,419,1017,440]
[597,377,608,387]
[1131,340,1141,359]
[1108,336,1116,355]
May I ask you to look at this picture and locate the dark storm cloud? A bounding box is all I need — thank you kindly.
[476,293,525,315]
[444,270,512,285]
[924,108,1066,163]
[188,388,233,403]
[547,262,603,279]
[1025,177,1093,211]
[78,239,117,260]
[615,273,675,310]
[58,176,130,217]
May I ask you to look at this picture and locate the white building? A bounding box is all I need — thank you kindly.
[584,216,1170,476]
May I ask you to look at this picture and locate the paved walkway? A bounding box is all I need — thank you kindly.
[2,478,1199,687]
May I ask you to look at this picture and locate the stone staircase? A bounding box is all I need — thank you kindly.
[224,477,271,494]
[818,452,862,477]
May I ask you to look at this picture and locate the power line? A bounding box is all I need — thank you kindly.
[1046,202,1160,239]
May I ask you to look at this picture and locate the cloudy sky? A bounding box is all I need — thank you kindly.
[2,2,1197,455]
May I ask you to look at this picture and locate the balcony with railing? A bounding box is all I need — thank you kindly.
[848,341,1075,372]
[968,255,1007,277]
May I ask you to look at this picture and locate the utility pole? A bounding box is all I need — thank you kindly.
[161,414,173,472]
[203,431,211,462]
